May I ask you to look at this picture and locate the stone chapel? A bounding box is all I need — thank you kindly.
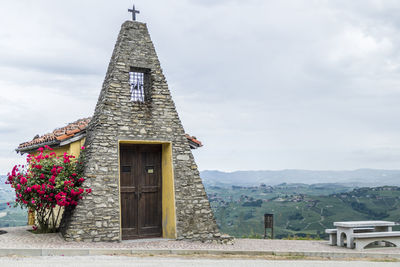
[18,19,229,243]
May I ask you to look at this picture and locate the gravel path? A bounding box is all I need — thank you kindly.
[1,226,400,255]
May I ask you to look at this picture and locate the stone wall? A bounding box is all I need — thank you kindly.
[60,21,230,243]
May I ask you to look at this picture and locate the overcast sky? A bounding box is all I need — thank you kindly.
[1,0,400,174]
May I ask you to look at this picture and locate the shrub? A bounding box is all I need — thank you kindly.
[242,199,263,207]
[6,145,91,232]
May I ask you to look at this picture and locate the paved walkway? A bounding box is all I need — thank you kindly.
[0,226,400,260]
[1,257,399,267]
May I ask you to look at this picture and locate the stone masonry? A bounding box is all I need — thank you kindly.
[60,21,230,243]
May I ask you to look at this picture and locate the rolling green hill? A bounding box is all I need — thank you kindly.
[206,184,400,239]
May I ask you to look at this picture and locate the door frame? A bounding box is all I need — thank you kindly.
[118,140,177,241]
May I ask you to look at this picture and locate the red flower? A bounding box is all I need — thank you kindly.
[44,145,53,151]
[81,146,85,150]
[20,177,27,184]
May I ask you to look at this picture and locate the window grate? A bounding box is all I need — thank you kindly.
[129,71,145,102]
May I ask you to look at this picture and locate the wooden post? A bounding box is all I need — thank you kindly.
[264,213,274,239]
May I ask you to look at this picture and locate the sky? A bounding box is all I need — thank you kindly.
[1,0,400,174]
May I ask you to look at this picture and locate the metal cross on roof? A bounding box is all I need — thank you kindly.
[128,4,140,21]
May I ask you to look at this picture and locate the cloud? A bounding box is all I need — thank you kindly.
[1,0,400,173]
[351,147,400,166]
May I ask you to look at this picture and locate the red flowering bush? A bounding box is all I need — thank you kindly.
[6,145,91,232]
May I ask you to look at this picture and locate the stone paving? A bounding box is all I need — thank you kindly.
[1,226,400,255]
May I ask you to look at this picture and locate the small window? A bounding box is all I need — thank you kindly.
[129,67,150,102]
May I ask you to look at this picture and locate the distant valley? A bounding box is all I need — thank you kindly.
[206,183,400,239]
[200,169,400,187]
[201,169,400,238]
[0,175,15,203]
[0,175,27,227]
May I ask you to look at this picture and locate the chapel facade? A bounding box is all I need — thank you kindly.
[17,20,229,243]
[56,20,225,242]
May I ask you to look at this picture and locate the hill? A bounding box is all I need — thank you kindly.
[201,169,400,187]
[0,175,14,203]
[0,175,27,227]
[206,183,400,239]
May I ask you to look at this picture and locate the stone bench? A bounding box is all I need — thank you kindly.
[325,227,375,246]
[353,231,400,250]
[325,229,337,245]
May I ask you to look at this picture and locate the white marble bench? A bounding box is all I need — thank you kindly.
[334,221,396,248]
[353,231,400,250]
[325,227,375,246]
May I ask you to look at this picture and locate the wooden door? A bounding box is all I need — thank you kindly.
[120,144,162,240]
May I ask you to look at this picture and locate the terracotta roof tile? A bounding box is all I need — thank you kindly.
[18,117,91,149]
[56,134,72,141]
[18,117,202,150]
[185,134,203,147]
[66,128,81,135]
